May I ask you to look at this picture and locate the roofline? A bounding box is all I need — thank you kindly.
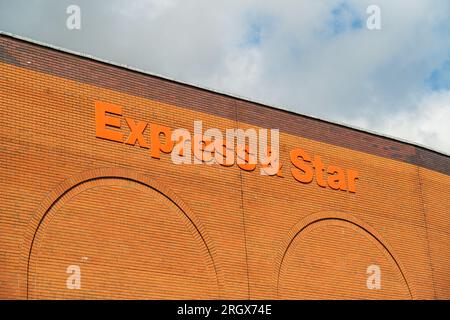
[1,30,449,158]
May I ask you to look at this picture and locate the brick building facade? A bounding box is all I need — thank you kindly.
[0,33,449,299]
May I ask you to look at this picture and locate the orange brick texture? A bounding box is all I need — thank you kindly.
[0,34,449,300]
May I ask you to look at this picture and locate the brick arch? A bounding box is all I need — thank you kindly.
[273,211,414,299]
[19,167,221,299]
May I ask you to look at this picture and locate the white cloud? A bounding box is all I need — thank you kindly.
[377,90,450,153]
[209,46,263,96]
[1,0,449,153]
[111,0,177,20]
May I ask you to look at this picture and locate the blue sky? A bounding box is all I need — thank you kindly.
[427,59,450,91]
[329,2,364,34]
[0,0,449,153]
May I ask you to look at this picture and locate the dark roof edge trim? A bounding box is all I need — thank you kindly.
[1,30,448,159]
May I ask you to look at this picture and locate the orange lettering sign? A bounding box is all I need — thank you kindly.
[94,101,360,193]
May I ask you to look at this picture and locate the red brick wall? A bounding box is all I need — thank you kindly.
[0,34,449,299]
